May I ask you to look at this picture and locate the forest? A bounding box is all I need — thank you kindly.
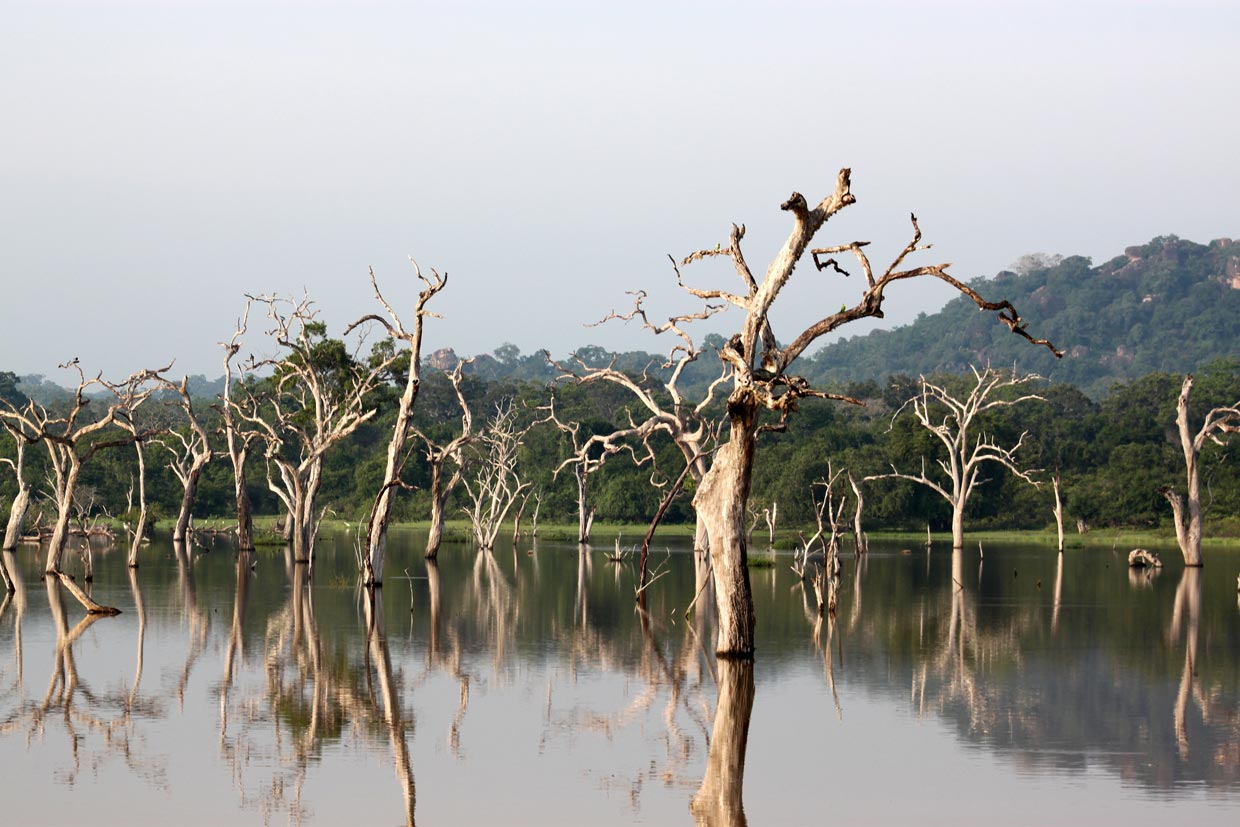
[3,310,1239,545]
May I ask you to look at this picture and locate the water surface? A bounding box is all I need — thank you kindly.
[1,531,1238,825]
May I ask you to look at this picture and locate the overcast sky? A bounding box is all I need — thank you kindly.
[3,0,1236,381]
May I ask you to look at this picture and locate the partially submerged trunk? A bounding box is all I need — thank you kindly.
[127,437,148,568]
[2,480,30,554]
[425,459,464,560]
[172,461,204,543]
[950,502,965,551]
[2,439,32,553]
[693,398,757,657]
[1052,472,1065,554]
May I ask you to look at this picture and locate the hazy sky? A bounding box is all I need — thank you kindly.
[3,0,1236,381]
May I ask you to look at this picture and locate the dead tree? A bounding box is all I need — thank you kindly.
[847,472,866,555]
[550,298,732,552]
[239,294,392,564]
[219,304,259,552]
[0,361,164,613]
[541,392,638,545]
[461,401,532,551]
[345,261,447,584]
[102,375,164,568]
[1,416,35,554]
[150,373,215,543]
[870,366,1045,551]
[415,359,475,560]
[1160,374,1240,567]
[1051,470,1065,554]
[655,169,1058,656]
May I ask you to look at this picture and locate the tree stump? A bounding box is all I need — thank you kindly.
[1128,548,1162,568]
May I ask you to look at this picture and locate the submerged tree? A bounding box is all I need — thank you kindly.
[648,169,1058,656]
[1159,374,1240,567]
[872,366,1044,550]
[345,262,447,584]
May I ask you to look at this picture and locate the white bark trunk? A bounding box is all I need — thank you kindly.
[693,399,757,657]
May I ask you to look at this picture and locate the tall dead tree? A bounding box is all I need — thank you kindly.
[219,304,259,552]
[871,366,1044,551]
[239,294,392,564]
[102,373,165,568]
[345,261,447,584]
[651,169,1058,656]
[551,298,732,552]
[151,373,214,543]
[417,359,475,560]
[1160,374,1240,567]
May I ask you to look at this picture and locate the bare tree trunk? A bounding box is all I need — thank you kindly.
[45,459,84,574]
[426,461,463,560]
[127,437,148,568]
[1052,472,1065,554]
[575,467,592,544]
[232,458,255,552]
[2,438,32,553]
[951,503,965,551]
[848,473,865,555]
[3,481,30,553]
[690,658,754,826]
[693,404,757,657]
[173,466,201,543]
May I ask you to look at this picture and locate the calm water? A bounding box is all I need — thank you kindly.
[2,530,1239,826]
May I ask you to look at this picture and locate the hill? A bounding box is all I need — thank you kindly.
[799,235,1240,398]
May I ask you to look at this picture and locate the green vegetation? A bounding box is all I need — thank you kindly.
[3,235,1240,546]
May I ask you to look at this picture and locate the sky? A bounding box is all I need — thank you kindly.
[2,0,1237,381]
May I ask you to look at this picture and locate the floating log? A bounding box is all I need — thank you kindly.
[1127,548,1162,568]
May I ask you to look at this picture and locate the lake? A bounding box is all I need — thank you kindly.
[2,530,1239,826]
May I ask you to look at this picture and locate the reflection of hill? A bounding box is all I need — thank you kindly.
[824,548,1240,793]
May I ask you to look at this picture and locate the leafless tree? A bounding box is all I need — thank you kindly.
[551,297,732,552]
[219,303,260,552]
[416,359,476,560]
[0,360,164,613]
[541,391,638,545]
[236,293,393,564]
[149,373,215,543]
[461,401,532,551]
[345,261,447,583]
[102,373,163,568]
[1159,374,1240,567]
[869,366,1045,551]
[650,169,1057,656]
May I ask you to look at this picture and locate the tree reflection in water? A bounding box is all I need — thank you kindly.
[2,534,1240,824]
[0,572,166,789]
